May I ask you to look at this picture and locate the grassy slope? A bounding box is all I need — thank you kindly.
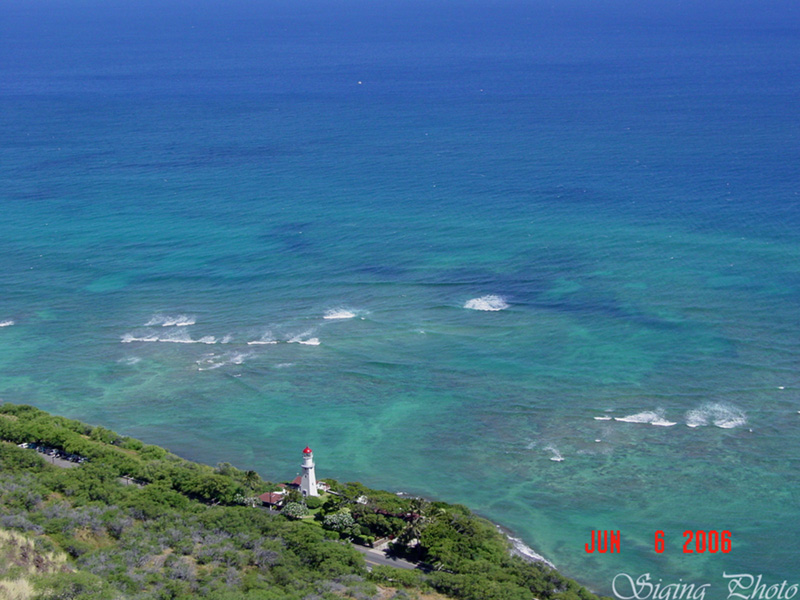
[0,403,608,600]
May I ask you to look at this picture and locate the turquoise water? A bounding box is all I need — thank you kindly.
[2,0,800,594]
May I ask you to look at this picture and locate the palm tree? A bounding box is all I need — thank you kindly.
[409,497,430,516]
[400,497,431,546]
[244,470,260,492]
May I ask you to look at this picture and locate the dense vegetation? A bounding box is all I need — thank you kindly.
[0,403,607,600]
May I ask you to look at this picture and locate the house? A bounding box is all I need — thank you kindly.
[259,491,285,508]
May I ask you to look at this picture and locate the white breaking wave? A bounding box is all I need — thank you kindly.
[247,332,278,345]
[145,314,196,327]
[323,308,357,320]
[159,330,215,344]
[246,331,320,345]
[614,410,677,427]
[685,403,747,429]
[507,535,556,568]
[196,351,253,371]
[289,336,321,346]
[118,356,141,365]
[464,295,509,311]
[0,320,14,327]
[121,332,159,343]
[288,330,321,345]
[220,334,233,344]
[121,329,216,344]
[543,445,564,462]
[593,416,613,421]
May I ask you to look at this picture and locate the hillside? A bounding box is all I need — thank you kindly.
[0,403,606,600]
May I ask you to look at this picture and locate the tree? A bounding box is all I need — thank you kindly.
[243,470,260,492]
[284,488,303,504]
[399,498,430,545]
[282,502,309,519]
[304,496,323,510]
[323,510,355,532]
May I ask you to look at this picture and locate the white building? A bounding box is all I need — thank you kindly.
[299,446,319,497]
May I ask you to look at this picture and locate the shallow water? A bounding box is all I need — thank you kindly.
[1,0,799,593]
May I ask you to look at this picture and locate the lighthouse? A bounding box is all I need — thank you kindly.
[299,446,319,497]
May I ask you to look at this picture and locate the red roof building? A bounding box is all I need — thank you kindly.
[259,491,285,507]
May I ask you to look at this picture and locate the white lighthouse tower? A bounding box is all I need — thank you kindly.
[299,446,319,497]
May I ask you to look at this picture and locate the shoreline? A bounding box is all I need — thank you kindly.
[388,492,556,569]
[0,400,596,594]
[495,523,556,568]
[1,400,610,600]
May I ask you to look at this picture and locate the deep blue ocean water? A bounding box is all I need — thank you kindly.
[2,0,800,594]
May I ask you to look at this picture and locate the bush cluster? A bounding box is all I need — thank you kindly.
[0,403,608,600]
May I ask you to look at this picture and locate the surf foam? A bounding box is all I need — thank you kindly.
[614,410,677,427]
[121,329,216,344]
[685,403,747,429]
[464,295,509,311]
[543,445,564,462]
[289,336,321,346]
[288,331,321,345]
[159,330,202,344]
[197,351,253,371]
[121,332,159,343]
[507,535,556,568]
[0,320,14,327]
[247,332,277,345]
[145,314,196,327]
[323,308,357,320]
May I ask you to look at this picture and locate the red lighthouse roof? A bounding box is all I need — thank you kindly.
[303,446,312,454]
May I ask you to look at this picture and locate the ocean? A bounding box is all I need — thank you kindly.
[1,0,799,594]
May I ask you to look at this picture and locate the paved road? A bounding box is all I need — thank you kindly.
[39,450,143,488]
[352,545,418,570]
[41,454,80,469]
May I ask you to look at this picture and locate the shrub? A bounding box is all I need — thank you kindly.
[0,442,48,473]
[323,510,355,532]
[282,502,309,519]
[36,572,115,600]
[304,496,323,510]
